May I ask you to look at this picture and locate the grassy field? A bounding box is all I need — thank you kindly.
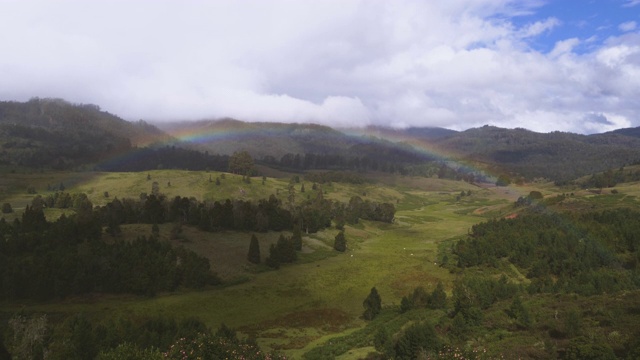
[2,168,640,358]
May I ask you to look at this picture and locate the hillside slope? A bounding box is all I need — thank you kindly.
[158,119,436,167]
[0,98,170,169]
[430,125,640,181]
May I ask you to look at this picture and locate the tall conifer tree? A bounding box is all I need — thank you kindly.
[247,234,261,264]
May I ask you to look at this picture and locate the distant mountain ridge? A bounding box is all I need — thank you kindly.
[429,125,640,181]
[1,98,640,182]
[608,126,640,139]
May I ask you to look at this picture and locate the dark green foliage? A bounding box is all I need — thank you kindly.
[137,194,297,233]
[394,321,441,360]
[0,333,7,360]
[100,147,228,172]
[228,150,254,175]
[515,190,545,207]
[21,205,48,232]
[507,296,532,329]
[215,323,237,341]
[373,327,391,352]
[344,196,396,224]
[363,287,382,320]
[400,296,412,313]
[1,203,12,214]
[564,309,583,338]
[565,336,616,360]
[0,336,10,360]
[495,174,511,186]
[291,222,303,251]
[454,209,640,296]
[334,231,346,252]
[428,281,447,309]
[528,190,543,200]
[265,244,280,269]
[69,314,98,360]
[411,286,429,308]
[275,235,297,264]
[449,312,468,340]
[247,234,261,264]
[265,234,297,269]
[0,209,218,300]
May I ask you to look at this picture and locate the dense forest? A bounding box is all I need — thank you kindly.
[0,184,395,301]
[454,208,640,296]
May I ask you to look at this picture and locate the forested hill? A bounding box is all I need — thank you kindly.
[157,119,437,169]
[2,98,640,181]
[158,119,369,157]
[162,119,640,181]
[0,98,171,169]
[429,125,640,182]
[608,126,640,138]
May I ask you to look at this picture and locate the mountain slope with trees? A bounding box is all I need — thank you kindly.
[0,98,170,169]
[2,98,640,182]
[430,125,640,182]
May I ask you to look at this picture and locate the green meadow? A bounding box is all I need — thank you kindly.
[2,168,640,358]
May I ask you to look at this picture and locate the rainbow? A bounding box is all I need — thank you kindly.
[78,120,535,211]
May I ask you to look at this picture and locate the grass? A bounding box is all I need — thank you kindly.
[4,169,640,357]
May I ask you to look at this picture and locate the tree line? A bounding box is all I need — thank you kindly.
[100,190,394,235]
[0,208,218,301]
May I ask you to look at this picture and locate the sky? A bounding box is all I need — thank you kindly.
[0,0,639,134]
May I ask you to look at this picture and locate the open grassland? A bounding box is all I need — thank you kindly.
[3,169,640,357]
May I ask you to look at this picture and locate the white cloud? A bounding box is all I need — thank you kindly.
[518,17,560,38]
[550,38,580,58]
[0,0,639,133]
[624,0,640,7]
[619,21,637,32]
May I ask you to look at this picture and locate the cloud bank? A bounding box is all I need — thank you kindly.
[0,0,638,133]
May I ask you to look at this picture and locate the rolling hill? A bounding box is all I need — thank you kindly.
[2,98,640,182]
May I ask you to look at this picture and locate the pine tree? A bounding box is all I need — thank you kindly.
[275,234,297,263]
[508,296,532,328]
[334,230,346,252]
[400,296,412,313]
[266,244,280,269]
[428,281,447,309]
[247,234,261,264]
[363,287,382,320]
